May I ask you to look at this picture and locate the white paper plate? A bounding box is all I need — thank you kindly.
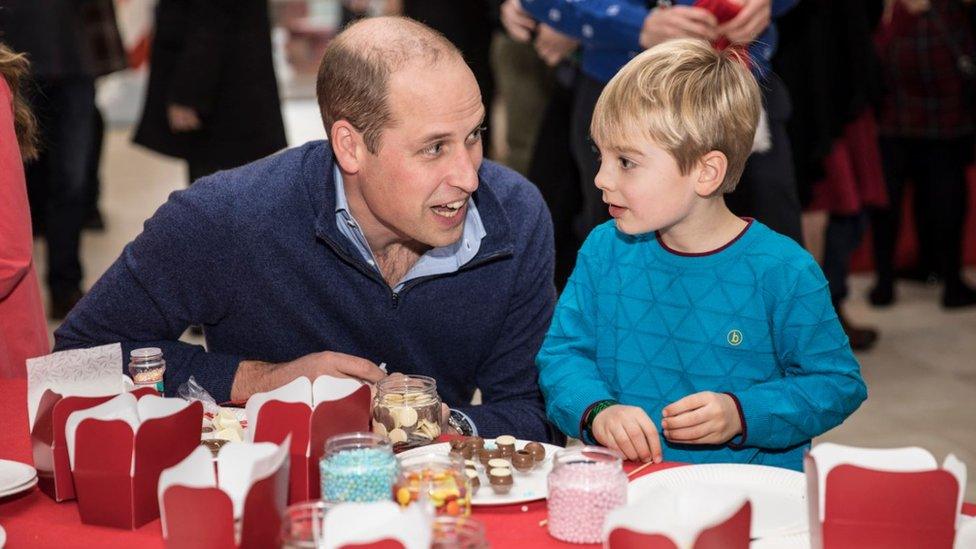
[0,461,36,494]
[397,439,563,506]
[0,523,6,548]
[0,476,37,500]
[628,463,808,539]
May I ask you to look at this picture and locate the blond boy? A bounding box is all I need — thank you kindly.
[536,40,866,469]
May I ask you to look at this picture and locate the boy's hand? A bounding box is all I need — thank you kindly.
[591,404,663,463]
[661,392,742,444]
[716,0,771,45]
[640,6,719,49]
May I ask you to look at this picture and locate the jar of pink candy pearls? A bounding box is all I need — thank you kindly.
[546,446,627,543]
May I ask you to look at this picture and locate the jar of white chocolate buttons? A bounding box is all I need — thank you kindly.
[372,375,442,450]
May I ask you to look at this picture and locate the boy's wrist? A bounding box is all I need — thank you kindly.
[722,392,747,448]
[580,399,618,440]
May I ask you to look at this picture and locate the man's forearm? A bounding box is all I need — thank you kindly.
[230,359,302,403]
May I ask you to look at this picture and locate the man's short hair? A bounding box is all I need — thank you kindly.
[316,17,462,154]
[591,39,761,195]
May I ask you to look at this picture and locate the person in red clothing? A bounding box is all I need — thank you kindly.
[0,44,50,378]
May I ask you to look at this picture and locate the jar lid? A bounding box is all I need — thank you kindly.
[130,347,163,358]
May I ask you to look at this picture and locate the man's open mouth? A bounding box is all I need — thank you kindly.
[432,199,467,218]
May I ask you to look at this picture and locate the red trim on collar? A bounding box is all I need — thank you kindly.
[655,218,754,257]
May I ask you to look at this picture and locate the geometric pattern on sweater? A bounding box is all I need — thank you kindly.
[537,220,867,470]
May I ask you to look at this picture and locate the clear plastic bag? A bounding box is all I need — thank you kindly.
[176,375,220,416]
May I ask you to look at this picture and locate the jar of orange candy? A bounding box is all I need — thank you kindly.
[394,453,471,517]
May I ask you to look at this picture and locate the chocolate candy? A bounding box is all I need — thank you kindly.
[487,458,510,471]
[495,435,516,457]
[477,447,501,466]
[467,437,485,450]
[201,438,228,457]
[524,441,546,462]
[488,467,513,495]
[512,450,534,472]
[465,469,480,496]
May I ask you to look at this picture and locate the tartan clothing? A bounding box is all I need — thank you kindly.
[877,0,976,139]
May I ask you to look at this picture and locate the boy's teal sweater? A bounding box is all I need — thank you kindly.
[537,220,867,471]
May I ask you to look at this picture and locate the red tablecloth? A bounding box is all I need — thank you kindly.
[1,378,972,548]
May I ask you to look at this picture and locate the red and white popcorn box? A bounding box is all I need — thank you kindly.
[26,343,159,502]
[245,375,371,503]
[604,486,751,549]
[64,393,203,529]
[322,501,432,549]
[158,437,291,549]
[805,442,970,549]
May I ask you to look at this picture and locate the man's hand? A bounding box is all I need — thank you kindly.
[534,24,579,66]
[640,5,719,49]
[231,351,386,402]
[591,404,663,463]
[501,0,537,43]
[716,0,771,45]
[661,391,742,445]
[167,104,202,133]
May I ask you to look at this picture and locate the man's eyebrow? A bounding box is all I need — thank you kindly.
[416,114,487,145]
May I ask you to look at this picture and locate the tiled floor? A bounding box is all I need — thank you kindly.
[35,101,976,500]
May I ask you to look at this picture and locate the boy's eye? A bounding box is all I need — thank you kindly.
[619,157,635,169]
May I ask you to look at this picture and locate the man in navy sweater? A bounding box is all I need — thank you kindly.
[54,17,559,442]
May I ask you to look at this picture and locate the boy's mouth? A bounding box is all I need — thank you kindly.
[606,202,627,218]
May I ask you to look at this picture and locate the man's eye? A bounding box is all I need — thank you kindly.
[423,143,443,156]
[467,126,486,144]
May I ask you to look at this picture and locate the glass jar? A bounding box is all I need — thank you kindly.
[372,375,442,450]
[431,515,488,549]
[546,446,627,544]
[319,432,398,504]
[128,347,165,392]
[280,500,331,549]
[394,452,471,517]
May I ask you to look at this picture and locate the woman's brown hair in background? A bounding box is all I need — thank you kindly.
[0,42,38,160]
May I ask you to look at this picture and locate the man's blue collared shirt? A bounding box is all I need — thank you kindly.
[332,165,487,293]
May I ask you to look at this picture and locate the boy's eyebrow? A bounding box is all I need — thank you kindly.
[608,145,645,157]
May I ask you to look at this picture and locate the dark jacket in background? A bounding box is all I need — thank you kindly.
[133,0,286,169]
[773,0,885,205]
[0,0,97,78]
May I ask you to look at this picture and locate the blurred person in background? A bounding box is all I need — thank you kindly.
[499,2,582,289]
[775,0,886,350]
[0,44,50,378]
[0,0,101,319]
[502,0,803,247]
[133,0,287,184]
[869,0,976,308]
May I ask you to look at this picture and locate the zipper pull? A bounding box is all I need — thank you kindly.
[391,292,400,309]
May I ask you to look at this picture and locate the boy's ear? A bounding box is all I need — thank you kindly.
[331,120,366,174]
[694,150,728,197]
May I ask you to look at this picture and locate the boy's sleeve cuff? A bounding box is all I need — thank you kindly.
[723,392,748,449]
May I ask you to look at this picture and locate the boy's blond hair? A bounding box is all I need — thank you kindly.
[592,39,761,195]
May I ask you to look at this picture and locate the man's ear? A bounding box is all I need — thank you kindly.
[331,120,365,174]
[694,150,728,197]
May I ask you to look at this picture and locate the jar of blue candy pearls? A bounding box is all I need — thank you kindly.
[319,432,398,504]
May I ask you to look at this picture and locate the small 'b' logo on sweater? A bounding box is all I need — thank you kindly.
[727,330,743,346]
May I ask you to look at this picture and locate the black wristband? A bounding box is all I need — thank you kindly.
[580,399,618,439]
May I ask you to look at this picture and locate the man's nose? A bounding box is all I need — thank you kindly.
[449,147,480,194]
